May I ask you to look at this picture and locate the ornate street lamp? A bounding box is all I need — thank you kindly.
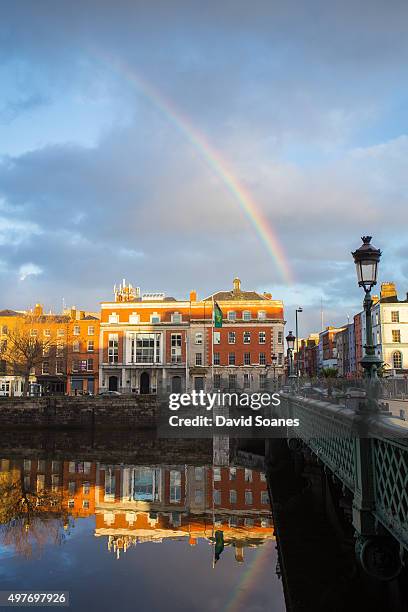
[295,307,303,376]
[352,236,382,381]
[272,353,277,388]
[286,330,296,380]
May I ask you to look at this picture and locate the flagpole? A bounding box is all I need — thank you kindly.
[212,461,215,569]
[211,295,214,389]
[185,297,191,392]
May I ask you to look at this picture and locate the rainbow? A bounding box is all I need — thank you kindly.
[223,542,272,612]
[93,53,294,284]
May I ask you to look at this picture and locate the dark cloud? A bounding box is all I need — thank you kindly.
[0,1,407,333]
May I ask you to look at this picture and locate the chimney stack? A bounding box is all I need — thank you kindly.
[380,282,397,300]
[33,303,43,316]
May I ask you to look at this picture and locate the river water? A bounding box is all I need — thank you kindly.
[0,448,285,612]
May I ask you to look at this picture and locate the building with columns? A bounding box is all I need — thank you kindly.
[98,278,285,394]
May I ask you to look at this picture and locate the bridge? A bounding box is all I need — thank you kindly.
[268,390,408,582]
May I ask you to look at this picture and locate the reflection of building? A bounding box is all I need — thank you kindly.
[0,458,274,564]
[62,460,96,517]
[20,457,64,500]
[99,277,285,394]
[5,458,97,519]
[94,463,274,561]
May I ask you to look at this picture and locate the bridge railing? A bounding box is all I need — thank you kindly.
[279,393,408,553]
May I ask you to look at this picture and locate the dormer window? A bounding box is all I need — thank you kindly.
[108,313,119,324]
[227,311,236,321]
[129,312,140,324]
[150,313,161,324]
[171,312,182,324]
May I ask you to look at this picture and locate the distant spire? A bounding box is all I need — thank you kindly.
[320,297,324,331]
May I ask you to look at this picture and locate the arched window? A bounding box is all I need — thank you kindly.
[393,351,402,369]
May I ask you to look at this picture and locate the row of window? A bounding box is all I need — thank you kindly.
[196,352,283,366]
[375,329,405,344]
[214,516,270,528]
[40,340,95,355]
[212,467,266,482]
[39,359,94,374]
[373,311,403,325]
[72,340,94,352]
[221,330,282,344]
[213,489,269,505]
[213,373,269,389]
[68,481,91,495]
[23,459,61,472]
[24,474,61,493]
[228,331,259,344]
[108,310,271,324]
[107,331,283,365]
[28,326,95,337]
[68,499,90,509]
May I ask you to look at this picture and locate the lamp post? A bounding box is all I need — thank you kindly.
[352,236,383,414]
[295,307,303,376]
[352,236,382,381]
[272,353,277,388]
[286,331,296,388]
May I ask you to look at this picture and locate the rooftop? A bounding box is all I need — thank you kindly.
[205,277,274,302]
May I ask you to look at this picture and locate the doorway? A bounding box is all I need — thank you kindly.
[171,376,182,393]
[108,376,118,392]
[140,372,150,394]
[194,376,204,391]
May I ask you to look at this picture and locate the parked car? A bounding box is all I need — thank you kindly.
[98,390,121,396]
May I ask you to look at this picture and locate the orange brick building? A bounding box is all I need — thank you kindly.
[99,277,285,393]
[0,305,100,395]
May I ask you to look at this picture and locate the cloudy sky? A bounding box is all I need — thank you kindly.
[1,0,407,335]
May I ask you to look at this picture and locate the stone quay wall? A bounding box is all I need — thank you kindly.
[0,395,161,429]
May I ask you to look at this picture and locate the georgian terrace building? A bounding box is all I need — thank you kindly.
[0,304,99,396]
[372,282,408,377]
[99,278,285,394]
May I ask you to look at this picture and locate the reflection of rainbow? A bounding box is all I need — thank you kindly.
[95,54,294,284]
[224,543,271,612]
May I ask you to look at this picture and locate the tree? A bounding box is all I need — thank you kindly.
[0,467,68,558]
[0,336,7,374]
[321,367,338,378]
[2,323,55,395]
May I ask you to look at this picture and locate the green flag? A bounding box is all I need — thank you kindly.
[213,301,223,328]
[214,530,225,564]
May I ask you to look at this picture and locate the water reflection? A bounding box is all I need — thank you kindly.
[0,455,283,612]
[0,458,273,563]
[95,463,273,561]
